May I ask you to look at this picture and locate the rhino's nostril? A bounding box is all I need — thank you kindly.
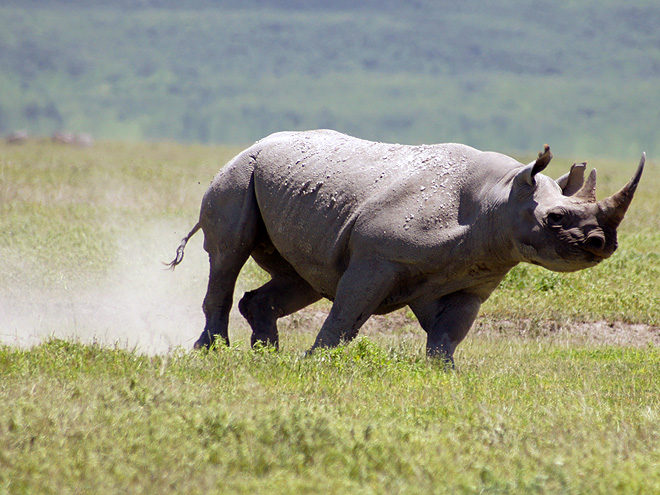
[584,235,606,253]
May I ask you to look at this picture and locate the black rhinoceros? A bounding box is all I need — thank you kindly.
[169,130,644,364]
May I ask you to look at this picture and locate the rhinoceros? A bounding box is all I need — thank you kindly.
[169,130,644,364]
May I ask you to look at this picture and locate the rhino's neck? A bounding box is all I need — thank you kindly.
[459,156,527,269]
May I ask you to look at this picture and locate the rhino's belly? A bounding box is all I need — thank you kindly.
[259,205,352,298]
[253,184,352,297]
[253,153,381,296]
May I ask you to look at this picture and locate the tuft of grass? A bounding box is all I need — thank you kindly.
[1,338,659,494]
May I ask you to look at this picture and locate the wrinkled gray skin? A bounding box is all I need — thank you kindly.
[169,130,645,364]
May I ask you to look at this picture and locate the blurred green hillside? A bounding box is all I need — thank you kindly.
[1,0,659,158]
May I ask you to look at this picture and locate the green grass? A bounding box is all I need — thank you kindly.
[0,140,240,288]
[1,338,659,494]
[1,140,659,493]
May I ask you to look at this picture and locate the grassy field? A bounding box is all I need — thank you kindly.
[2,339,659,494]
[1,140,659,493]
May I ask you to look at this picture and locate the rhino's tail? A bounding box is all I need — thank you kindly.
[165,222,201,270]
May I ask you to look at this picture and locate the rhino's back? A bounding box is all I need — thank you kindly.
[248,131,484,293]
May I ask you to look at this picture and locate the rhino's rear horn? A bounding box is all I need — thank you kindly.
[556,162,586,196]
[574,169,598,203]
[599,153,645,228]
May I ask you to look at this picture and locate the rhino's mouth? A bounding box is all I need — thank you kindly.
[570,244,606,266]
[553,229,613,267]
[568,247,607,270]
[576,238,615,266]
[527,244,605,272]
[583,252,605,265]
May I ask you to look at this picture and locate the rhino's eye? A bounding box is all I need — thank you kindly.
[547,212,565,225]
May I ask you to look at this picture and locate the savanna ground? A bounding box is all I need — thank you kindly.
[1,140,659,494]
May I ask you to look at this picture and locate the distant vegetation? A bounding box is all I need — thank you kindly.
[1,0,660,157]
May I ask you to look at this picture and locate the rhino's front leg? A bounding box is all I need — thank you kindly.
[410,291,483,365]
[310,258,401,350]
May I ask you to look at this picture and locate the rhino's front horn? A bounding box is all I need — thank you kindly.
[599,153,645,228]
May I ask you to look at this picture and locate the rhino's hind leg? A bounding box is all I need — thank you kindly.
[409,291,483,365]
[195,246,251,349]
[194,170,262,349]
[238,275,321,349]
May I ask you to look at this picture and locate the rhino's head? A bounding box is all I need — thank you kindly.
[511,146,645,272]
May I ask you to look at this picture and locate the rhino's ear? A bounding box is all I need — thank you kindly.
[517,145,553,186]
[556,162,587,196]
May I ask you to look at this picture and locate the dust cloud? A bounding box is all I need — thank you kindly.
[0,223,253,355]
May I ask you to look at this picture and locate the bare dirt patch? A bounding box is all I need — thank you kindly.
[4,284,658,354]
[473,318,660,348]
[279,307,660,349]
